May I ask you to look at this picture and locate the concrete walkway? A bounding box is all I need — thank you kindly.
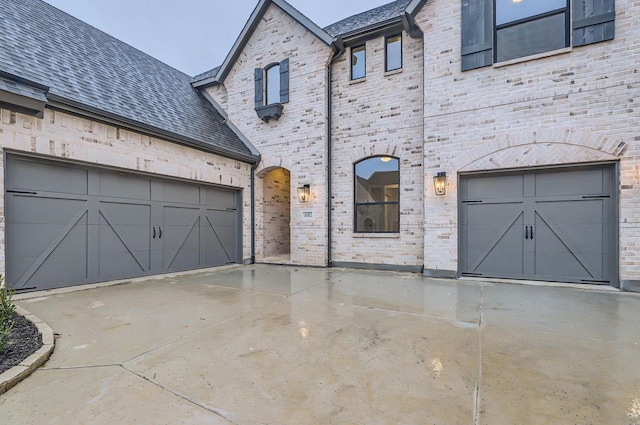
[1,264,639,424]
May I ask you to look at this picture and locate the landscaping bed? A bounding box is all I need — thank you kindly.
[0,312,43,374]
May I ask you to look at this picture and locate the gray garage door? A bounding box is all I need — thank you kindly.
[460,165,616,285]
[5,155,241,292]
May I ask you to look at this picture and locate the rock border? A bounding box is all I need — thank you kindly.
[0,306,55,395]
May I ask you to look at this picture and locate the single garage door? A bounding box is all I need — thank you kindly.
[5,155,241,292]
[459,165,617,285]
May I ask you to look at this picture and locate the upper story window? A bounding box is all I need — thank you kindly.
[385,34,402,72]
[254,58,289,122]
[461,0,615,71]
[495,0,569,62]
[265,64,281,105]
[351,44,366,80]
[354,156,400,233]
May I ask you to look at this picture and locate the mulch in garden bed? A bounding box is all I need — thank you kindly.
[0,313,43,374]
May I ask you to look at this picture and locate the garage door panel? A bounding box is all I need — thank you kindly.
[463,174,524,200]
[98,202,152,272]
[6,158,88,195]
[164,217,201,271]
[203,187,236,209]
[6,196,89,288]
[468,212,525,276]
[19,214,89,290]
[462,202,524,272]
[534,168,608,197]
[160,181,200,205]
[7,196,88,225]
[534,214,603,280]
[162,207,201,271]
[98,172,151,200]
[204,210,237,265]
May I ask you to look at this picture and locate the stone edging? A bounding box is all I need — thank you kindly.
[0,306,55,395]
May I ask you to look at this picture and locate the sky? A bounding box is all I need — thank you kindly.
[42,0,396,77]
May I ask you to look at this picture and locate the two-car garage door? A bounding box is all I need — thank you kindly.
[6,155,241,292]
[460,165,617,285]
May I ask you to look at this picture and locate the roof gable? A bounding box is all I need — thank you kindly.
[192,0,336,88]
[193,0,429,86]
[0,0,258,162]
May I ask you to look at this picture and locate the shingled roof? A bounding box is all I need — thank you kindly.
[0,0,258,163]
[323,0,413,37]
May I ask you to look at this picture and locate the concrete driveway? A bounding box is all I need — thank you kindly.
[1,264,639,424]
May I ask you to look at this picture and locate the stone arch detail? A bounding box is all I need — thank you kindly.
[346,142,403,164]
[256,155,295,177]
[451,130,625,172]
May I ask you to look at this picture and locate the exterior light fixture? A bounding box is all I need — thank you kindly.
[380,157,393,162]
[434,172,447,196]
[297,184,310,203]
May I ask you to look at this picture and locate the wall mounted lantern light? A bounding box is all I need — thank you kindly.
[434,172,447,196]
[297,184,310,203]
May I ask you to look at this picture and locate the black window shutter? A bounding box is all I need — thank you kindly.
[279,58,289,104]
[461,0,493,71]
[254,68,264,109]
[573,0,615,47]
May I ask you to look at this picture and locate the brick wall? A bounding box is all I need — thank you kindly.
[330,31,425,269]
[415,0,640,280]
[207,4,332,266]
[0,108,253,274]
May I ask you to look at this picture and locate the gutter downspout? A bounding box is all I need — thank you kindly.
[327,40,345,268]
[251,162,259,264]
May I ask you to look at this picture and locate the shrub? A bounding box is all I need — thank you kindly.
[0,276,15,352]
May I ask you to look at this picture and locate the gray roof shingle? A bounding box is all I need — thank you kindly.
[323,0,412,37]
[0,0,256,161]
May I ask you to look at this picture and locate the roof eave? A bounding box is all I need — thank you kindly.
[194,0,335,89]
[405,0,429,18]
[46,94,260,164]
[338,17,404,44]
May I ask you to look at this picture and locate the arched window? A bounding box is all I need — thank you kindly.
[354,156,400,233]
[265,64,281,106]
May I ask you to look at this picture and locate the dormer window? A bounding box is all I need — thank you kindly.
[254,58,289,122]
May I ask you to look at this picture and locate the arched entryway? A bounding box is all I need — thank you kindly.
[259,167,291,263]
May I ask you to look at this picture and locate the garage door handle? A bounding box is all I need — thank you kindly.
[153,227,156,239]
[525,226,534,240]
[158,227,162,239]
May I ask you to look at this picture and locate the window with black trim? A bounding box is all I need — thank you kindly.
[385,34,402,72]
[254,58,289,122]
[461,0,615,71]
[351,44,366,80]
[354,156,399,233]
[495,0,569,62]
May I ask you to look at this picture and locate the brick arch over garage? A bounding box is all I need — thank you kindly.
[450,130,626,172]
